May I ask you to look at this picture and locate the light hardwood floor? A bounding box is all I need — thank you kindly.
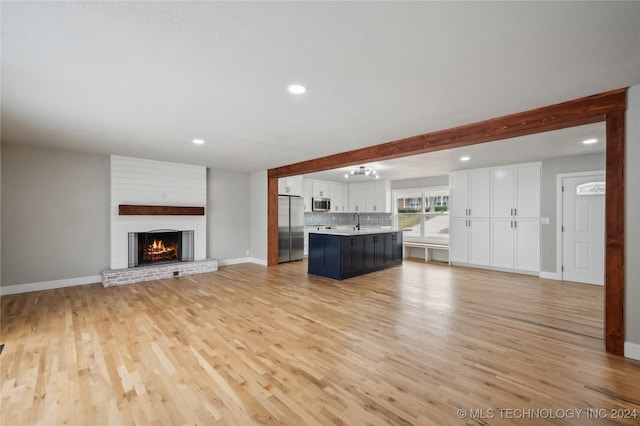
[2,260,639,425]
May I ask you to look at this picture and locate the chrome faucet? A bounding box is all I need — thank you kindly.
[354,213,360,230]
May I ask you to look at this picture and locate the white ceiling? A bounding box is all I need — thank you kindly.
[1,2,639,174]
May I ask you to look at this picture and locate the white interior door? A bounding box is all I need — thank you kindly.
[562,174,605,285]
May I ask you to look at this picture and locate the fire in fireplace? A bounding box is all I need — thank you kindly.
[128,230,194,267]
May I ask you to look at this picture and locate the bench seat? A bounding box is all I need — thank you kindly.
[402,241,449,262]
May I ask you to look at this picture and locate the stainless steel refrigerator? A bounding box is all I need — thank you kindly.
[278,195,304,263]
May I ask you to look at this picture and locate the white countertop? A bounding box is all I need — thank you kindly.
[309,228,399,236]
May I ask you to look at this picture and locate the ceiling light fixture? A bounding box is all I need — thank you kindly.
[192,139,205,145]
[345,166,379,179]
[582,138,598,144]
[288,84,307,95]
[460,156,470,161]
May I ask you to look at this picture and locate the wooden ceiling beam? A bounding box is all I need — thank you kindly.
[269,88,625,179]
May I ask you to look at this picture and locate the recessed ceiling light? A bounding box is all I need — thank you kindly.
[460,156,470,161]
[583,138,598,145]
[192,139,205,145]
[288,84,307,95]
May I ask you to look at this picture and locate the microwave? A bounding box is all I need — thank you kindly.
[312,197,331,212]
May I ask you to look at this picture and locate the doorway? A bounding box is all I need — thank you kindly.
[561,172,605,285]
[268,88,626,355]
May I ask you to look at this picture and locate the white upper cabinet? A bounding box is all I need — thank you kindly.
[330,183,348,212]
[372,180,391,213]
[449,170,490,217]
[365,183,376,211]
[491,168,515,218]
[491,163,540,218]
[302,179,313,212]
[515,165,541,218]
[312,181,330,198]
[349,183,367,212]
[348,181,390,213]
[450,173,470,217]
[278,175,303,196]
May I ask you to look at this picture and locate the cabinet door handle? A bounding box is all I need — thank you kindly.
[510,220,513,228]
[514,220,517,228]
[510,208,513,216]
[514,208,517,216]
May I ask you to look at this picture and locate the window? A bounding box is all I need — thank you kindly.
[394,186,449,242]
[576,181,605,196]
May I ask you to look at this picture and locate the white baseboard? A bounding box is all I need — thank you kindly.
[218,257,268,267]
[218,257,252,266]
[0,275,102,296]
[625,342,640,361]
[539,271,562,280]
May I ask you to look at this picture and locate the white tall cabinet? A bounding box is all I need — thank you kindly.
[450,162,541,274]
[449,170,491,265]
[490,164,541,272]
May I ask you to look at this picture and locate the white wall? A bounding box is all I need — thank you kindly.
[391,175,449,190]
[625,85,640,358]
[1,143,109,288]
[110,156,207,269]
[207,169,251,262]
[249,170,268,264]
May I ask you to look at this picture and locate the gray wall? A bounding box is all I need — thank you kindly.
[540,153,606,273]
[0,143,2,286]
[625,85,640,348]
[249,170,268,263]
[207,169,251,260]
[391,174,449,190]
[1,143,109,287]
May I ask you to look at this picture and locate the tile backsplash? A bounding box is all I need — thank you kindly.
[305,212,392,228]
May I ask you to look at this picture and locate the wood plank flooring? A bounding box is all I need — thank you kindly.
[2,260,639,425]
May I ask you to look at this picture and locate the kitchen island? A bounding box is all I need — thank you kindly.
[308,229,403,280]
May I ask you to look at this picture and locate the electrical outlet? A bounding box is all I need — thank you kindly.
[245,250,250,256]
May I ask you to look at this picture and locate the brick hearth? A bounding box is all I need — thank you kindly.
[102,259,218,287]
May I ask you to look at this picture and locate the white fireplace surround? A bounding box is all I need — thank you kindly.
[110,156,207,270]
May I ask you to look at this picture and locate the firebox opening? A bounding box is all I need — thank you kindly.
[128,230,194,268]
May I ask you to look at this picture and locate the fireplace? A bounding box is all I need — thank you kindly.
[128,230,194,267]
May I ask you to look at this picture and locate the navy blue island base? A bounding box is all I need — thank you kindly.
[308,230,403,280]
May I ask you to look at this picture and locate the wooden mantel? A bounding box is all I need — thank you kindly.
[118,205,205,216]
